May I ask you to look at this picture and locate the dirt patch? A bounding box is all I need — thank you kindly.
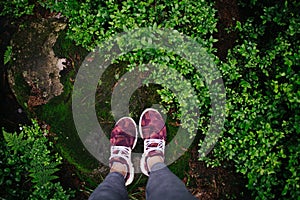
[187,147,252,200]
[214,0,241,60]
[182,1,250,198]
[57,160,91,200]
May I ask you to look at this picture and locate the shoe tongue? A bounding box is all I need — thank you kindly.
[116,136,130,146]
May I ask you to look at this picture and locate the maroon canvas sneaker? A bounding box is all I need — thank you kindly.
[139,108,167,176]
[109,117,137,185]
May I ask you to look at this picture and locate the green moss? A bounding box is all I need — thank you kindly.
[168,149,191,179]
[11,71,31,112]
[53,31,88,62]
[166,121,191,179]
[35,73,99,172]
[33,31,98,172]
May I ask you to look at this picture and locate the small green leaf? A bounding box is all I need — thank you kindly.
[4,46,12,65]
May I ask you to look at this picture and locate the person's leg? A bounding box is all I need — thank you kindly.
[88,117,138,200]
[139,108,197,200]
[146,162,197,200]
[88,172,129,200]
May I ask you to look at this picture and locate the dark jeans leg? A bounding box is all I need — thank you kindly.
[88,172,129,200]
[146,163,197,200]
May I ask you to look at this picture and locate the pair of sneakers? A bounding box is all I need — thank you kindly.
[109,108,167,186]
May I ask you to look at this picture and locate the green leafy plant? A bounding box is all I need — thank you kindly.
[0,0,35,18]
[1,120,73,199]
[203,1,300,199]
[38,0,217,50]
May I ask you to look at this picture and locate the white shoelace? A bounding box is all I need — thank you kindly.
[110,146,132,161]
[144,139,165,154]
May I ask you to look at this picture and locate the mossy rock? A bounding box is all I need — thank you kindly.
[8,18,66,108]
[7,17,99,174]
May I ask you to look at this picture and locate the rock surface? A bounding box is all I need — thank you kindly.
[8,18,66,107]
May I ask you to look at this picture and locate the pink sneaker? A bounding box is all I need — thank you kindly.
[139,108,167,176]
[109,117,137,185]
